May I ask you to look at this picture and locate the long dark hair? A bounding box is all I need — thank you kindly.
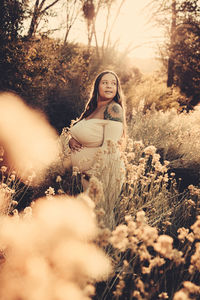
[79,70,124,121]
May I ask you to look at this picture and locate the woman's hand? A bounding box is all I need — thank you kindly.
[69,137,83,151]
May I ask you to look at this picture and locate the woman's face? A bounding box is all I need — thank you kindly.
[98,73,117,103]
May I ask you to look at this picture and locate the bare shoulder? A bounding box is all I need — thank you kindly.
[104,102,123,123]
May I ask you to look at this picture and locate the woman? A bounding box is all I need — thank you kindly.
[61,70,126,228]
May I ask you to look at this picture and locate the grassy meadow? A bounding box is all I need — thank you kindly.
[0,69,200,300]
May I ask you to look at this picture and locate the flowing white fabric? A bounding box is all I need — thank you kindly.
[69,118,125,228]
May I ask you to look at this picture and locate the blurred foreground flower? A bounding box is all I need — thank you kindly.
[0,92,61,185]
[0,195,112,300]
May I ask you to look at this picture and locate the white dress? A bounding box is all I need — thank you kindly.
[70,118,123,172]
[61,118,125,229]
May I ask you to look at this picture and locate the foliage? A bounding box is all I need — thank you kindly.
[0,0,26,42]
[172,19,200,105]
[128,103,200,192]
[148,0,200,105]
[0,0,27,91]
[125,72,183,120]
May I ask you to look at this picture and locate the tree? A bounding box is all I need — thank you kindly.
[167,0,176,87]
[172,20,200,105]
[26,0,62,39]
[0,0,26,43]
[81,0,126,57]
[63,0,82,45]
[147,0,200,99]
[0,0,27,90]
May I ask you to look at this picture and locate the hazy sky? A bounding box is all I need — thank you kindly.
[49,0,164,58]
[108,0,164,58]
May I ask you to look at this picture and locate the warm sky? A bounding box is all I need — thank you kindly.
[49,0,164,58]
[95,0,163,58]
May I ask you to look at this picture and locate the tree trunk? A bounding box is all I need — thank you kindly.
[167,0,176,87]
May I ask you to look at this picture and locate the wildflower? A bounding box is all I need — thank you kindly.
[190,242,200,271]
[126,152,135,162]
[158,292,169,299]
[136,278,145,294]
[27,171,36,183]
[123,260,129,267]
[171,249,184,265]
[173,289,190,300]
[138,244,151,261]
[113,276,125,297]
[154,235,173,259]
[11,200,18,207]
[132,290,141,299]
[57,189,65,195]
[186,232,195,243]
[150,256,165,269]
[152,153,161,163]
[142,266,151,274]
[163,221,171,226]
[88,176,104,204]
[129,236,138,252]
[136,210,146,224]
[0,166,7,173]
[163,160,170,166]
[9,174,16,181]
[126,138,133,151]
[45,187,55,197]
[140,225,158,246]
[127,220,137,235]
[187,199,196,207]
[56,175,62,182]
[23,206,32,221]
[183,281,200,294]
[144,145,156,156]
[125,215,132,223]
[177,227,189,242]
[72,166,79,176]
[133,140,144,149]
[109,224,129,251]
[191,216,200,239]
[12,208,19,220]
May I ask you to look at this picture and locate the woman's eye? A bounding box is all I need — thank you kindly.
[102,81,116,85]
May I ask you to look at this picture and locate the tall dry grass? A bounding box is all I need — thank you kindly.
[125,73,186,120]
[128,102,200,190]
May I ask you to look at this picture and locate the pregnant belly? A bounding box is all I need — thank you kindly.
[71,147,99,172]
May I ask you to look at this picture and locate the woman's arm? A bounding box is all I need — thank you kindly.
[104,102,124,123]
[69,137,83,151]
[102,102,124,145]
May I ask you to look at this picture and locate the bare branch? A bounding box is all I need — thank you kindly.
[106,0,126,49]
[40,0,61,15]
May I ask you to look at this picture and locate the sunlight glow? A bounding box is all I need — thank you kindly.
[50,0,164,59]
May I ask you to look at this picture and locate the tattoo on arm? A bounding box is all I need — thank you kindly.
[104,103,123,122]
